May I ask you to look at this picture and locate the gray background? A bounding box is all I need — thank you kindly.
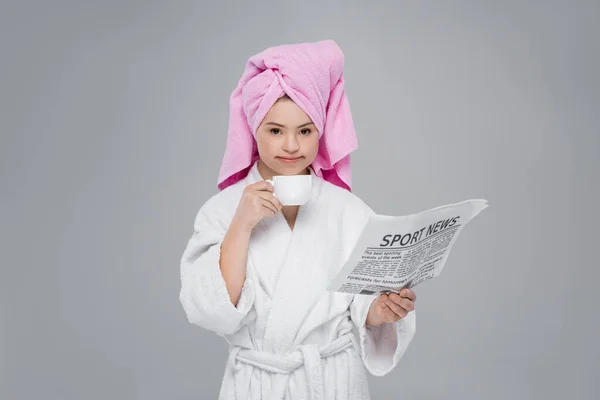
[1,0,598,399]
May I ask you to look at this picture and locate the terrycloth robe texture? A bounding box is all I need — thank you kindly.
[180,162,416,399]
[217,39,358,192]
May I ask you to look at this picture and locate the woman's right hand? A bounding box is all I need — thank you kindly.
[232,180,282,231]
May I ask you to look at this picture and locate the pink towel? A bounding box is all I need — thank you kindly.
[217,39,358,192]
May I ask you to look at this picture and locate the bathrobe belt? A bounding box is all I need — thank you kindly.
[227,332,359,400]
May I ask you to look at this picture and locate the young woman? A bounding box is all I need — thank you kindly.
[180,40,417,400]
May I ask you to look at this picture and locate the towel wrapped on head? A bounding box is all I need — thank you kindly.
[217,39,359,192]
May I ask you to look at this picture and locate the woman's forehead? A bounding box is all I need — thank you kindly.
[262,99,312,124]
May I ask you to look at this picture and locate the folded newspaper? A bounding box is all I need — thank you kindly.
[328,199,488,295]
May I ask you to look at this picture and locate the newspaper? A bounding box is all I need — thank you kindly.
[327,199,489,295]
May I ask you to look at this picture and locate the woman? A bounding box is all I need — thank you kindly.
[179,40,417,399]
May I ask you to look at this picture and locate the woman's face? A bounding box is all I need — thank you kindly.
[255,97,319,177]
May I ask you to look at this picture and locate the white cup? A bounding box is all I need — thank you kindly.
[265,175,312,206]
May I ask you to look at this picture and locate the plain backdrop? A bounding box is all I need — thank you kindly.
[1,1,599,399]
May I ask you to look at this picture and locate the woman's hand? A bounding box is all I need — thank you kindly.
[365,288,416,327]
[231,180,283,231]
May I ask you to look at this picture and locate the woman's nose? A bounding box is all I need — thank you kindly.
[282,133,300,153]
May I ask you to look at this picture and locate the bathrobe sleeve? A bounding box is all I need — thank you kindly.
[350,294,416,376]
[179,195,255,336]
[342,194,417,376]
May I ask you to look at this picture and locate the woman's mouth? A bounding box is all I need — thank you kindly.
[277,156,303,164]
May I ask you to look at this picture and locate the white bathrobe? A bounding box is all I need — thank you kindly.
[180,162,416,399]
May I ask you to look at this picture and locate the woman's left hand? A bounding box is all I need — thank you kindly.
[366,289,416,326]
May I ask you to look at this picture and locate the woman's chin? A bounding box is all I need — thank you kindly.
[259,157,312,176]
[272,158,308,174]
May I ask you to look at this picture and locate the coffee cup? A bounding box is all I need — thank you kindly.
[265,175,312,206]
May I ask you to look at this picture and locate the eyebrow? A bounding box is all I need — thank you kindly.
[264,121,314,128]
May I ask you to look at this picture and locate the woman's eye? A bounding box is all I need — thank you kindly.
[300,129,311,135]
[270,128,280,134]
